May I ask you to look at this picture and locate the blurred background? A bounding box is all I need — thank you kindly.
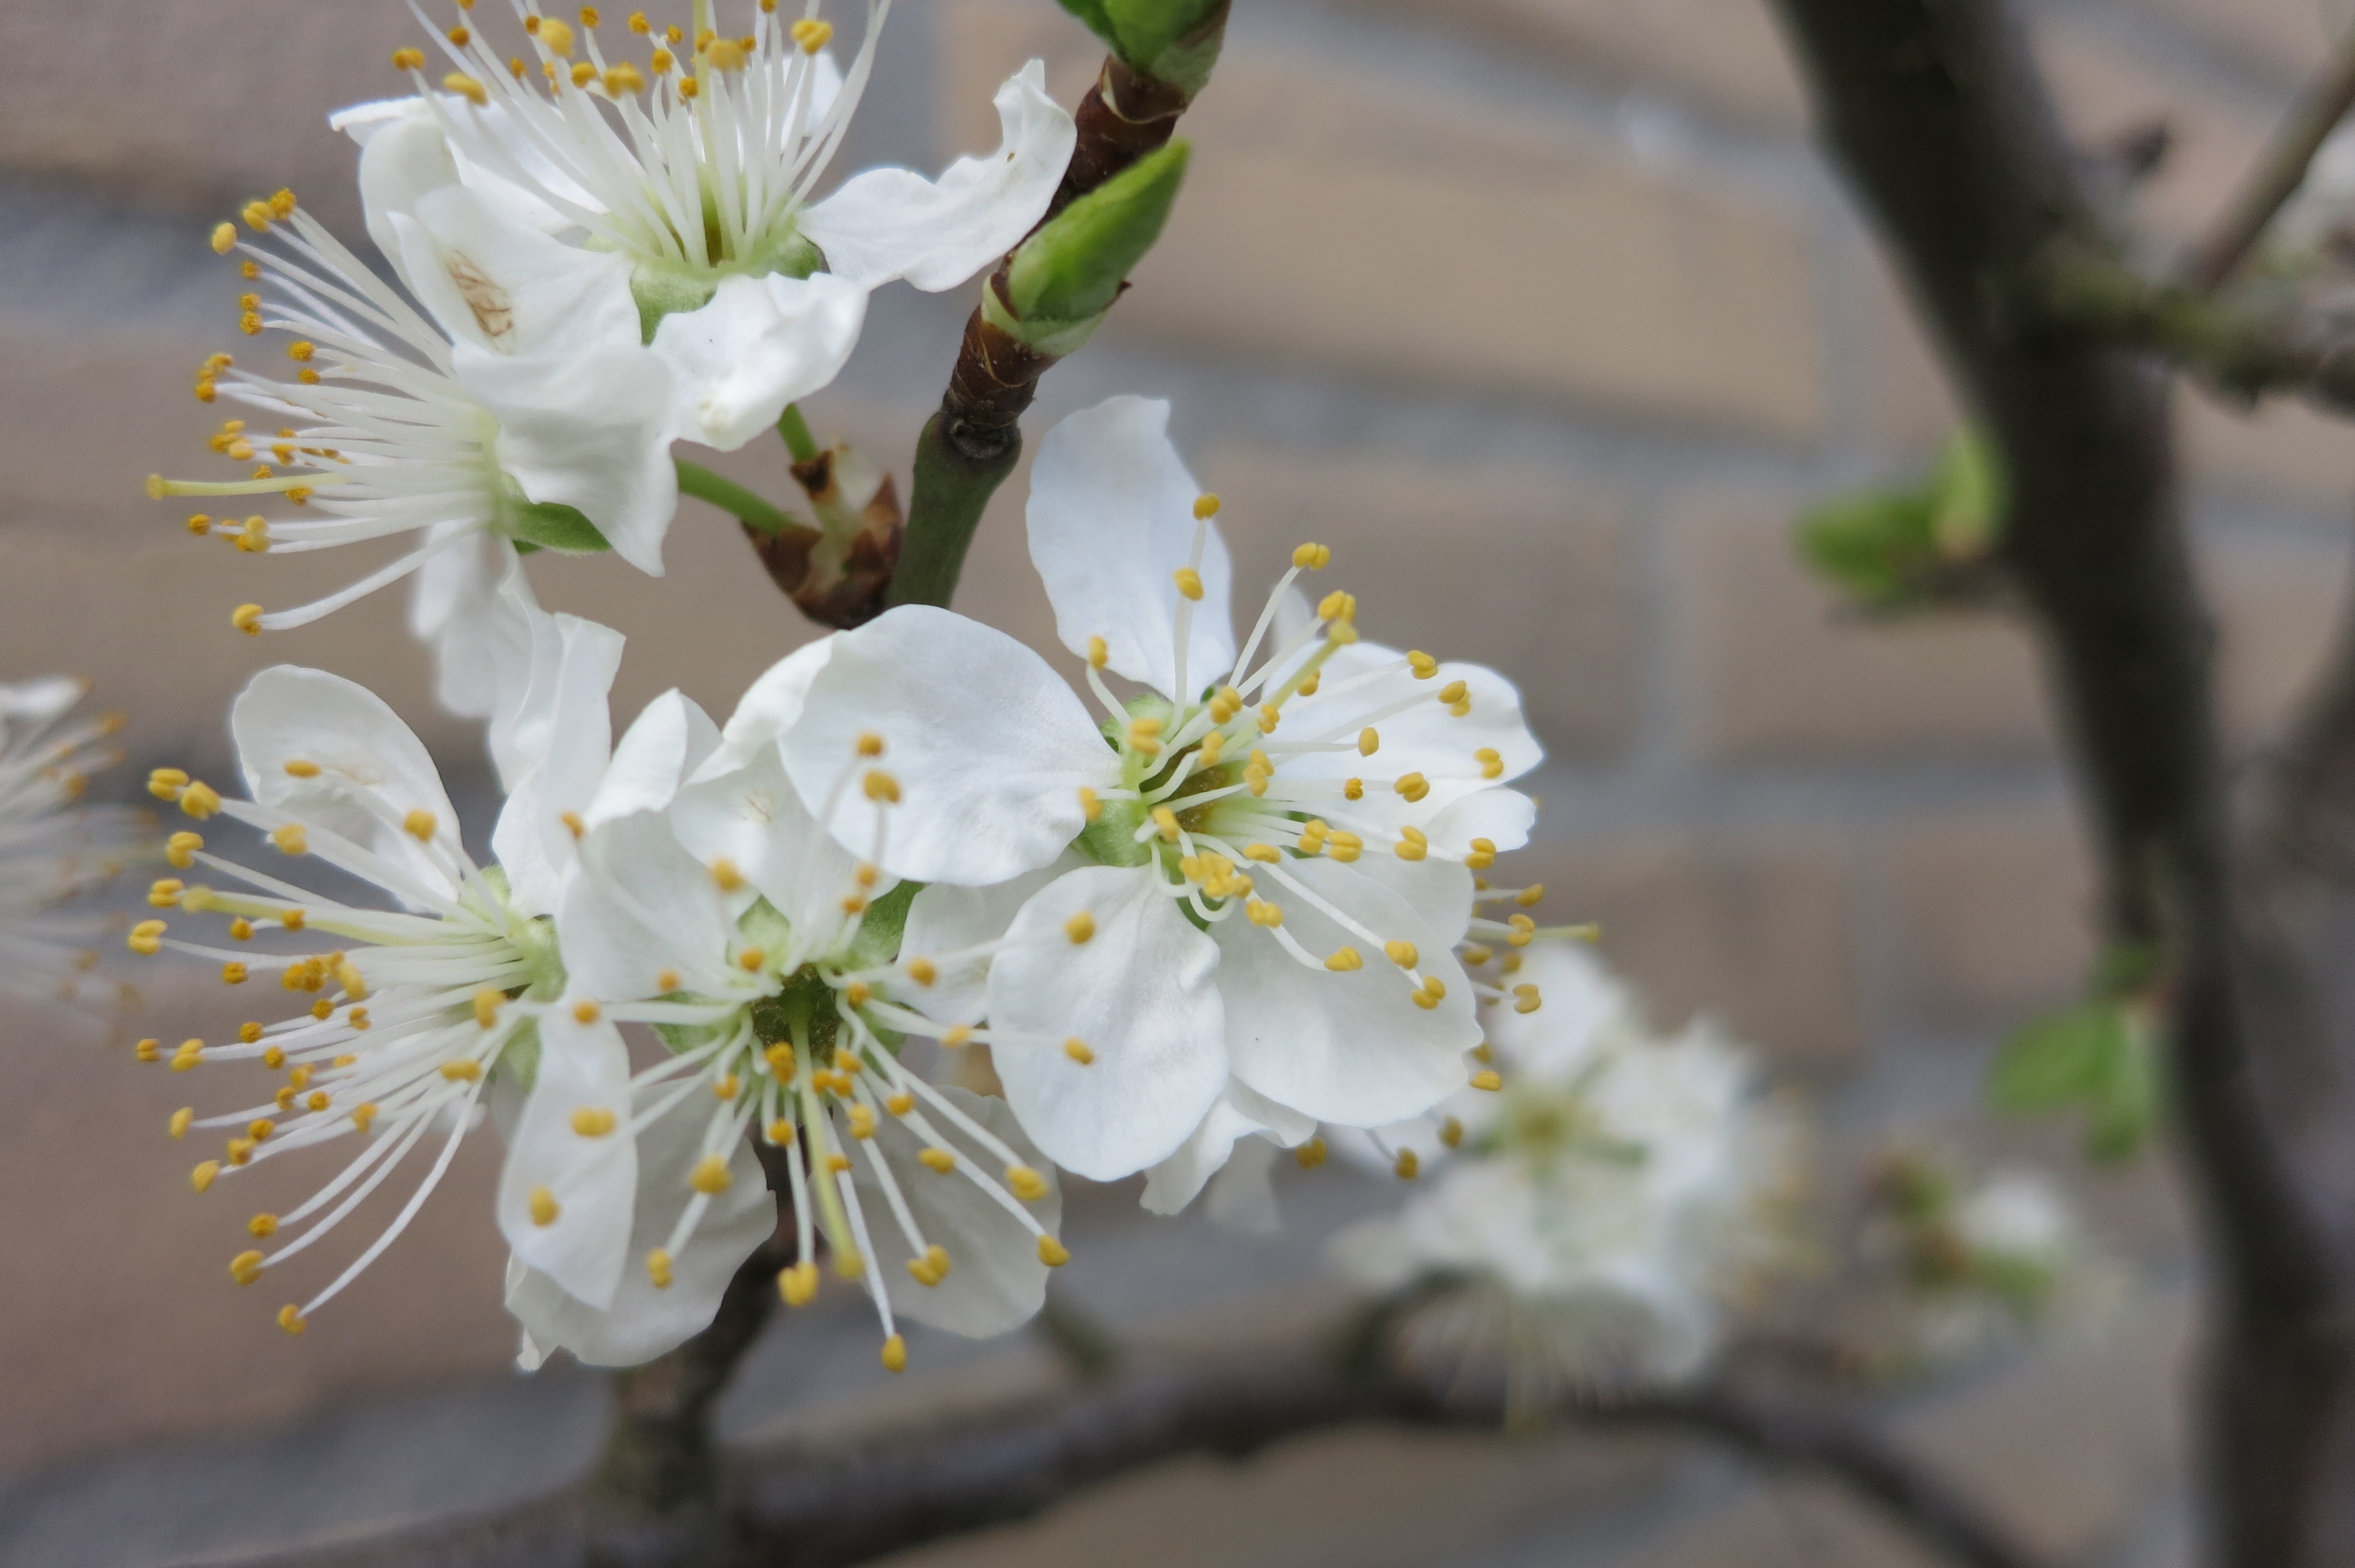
[1,0,2341,1562]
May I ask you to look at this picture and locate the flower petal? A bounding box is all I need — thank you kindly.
[798,60,1075,292]
[588,689,721,828]
[394,184,644,357]
[232,665,460,902]
[985,866,1226,1180]
[490,610,626,917]
[1140,1077,1315,1219]
[496,1004,638,1310]
[558,810,739,1000]
[1481,941,1629,1080]
[671,746,876,955]
[1216,857,1478,1127]
[691,638,836,782]
[353,103,460,292]
[649,271,867,452]
[898,854,1084,1026]
[1027,396,1234,697]
[503,1088,772,1367]
[782,605,1117,886]
[410,533,535,762]
[853,1085,1060,1337]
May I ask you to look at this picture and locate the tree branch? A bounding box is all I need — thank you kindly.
[217,1314,2042,1568]
[1767,1,2353,1561]
[2180,20,2355,291]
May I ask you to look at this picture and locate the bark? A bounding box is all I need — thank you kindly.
[1766,1,2355,1562]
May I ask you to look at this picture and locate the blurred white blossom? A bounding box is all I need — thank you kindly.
[0,678,144,1008]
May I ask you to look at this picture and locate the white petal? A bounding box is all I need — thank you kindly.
[1203,1138,1283,1235]
[985,866,1226,1180]
[1140,1078,1315,1218]
[232,666,460,901]
[496,1005,638,1309]
[1215,857,1478,1127]
[897,853,1084,1026]
[558,810,739,999]
[354,104,459,291]
[490,611,626,916]
[396,184,644,357]
[459,338,681,576]
[649,271,867,451]
[853,1086,1059,1337]
[503,1090,772,1367]
[1342,855,1477,949]
[691,638,836,782]
[781,606,1117,886]
[410,533,533,747]
[671,747,873,946]
[1027,396,1233,697]
[587,689,720,828]
[0,675,85,723]
[1481,941,1631,1081]
[798,60,1075,292]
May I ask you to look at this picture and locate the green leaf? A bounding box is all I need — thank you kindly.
[1929,428,2004,559]
[1796,488,1937,606]
[1052,0,1115,42]
[2083,1008,2161,1162]
[1005,141,1191,324]
[1988,1002,2118,1114]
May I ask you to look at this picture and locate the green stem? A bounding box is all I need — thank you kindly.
[675,458,805,537]
[776,403,821,464]
[886,416,1023,610]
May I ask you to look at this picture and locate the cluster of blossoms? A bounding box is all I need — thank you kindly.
[131,393,1555,1369]
[1332,941,1802,1408]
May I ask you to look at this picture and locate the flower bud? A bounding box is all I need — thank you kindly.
[1001,141,1190,338]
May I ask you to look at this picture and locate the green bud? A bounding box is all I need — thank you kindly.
[1004,140,1190,328]
[1056,0,1229,96]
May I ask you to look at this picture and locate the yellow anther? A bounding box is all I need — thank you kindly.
[536,16,575,54]
[525,1187,560,1227]
[150,878,184,908]
[230,603,265,636]
[267,1039,290,1061]
[846,1103,877,1140]
[880,1333,907,1373]
[1471,1069,1504,1092]
[392,45,428,70]
[906,957,938,986]
[1037,1235,1071,1267]
[1189,491,1222,521]
[737,947,767,972]
[167,1106,194,1140]
[1394,772,1429,802]
[791,15,834,49]
[1173,566,1204,601]
[1466,838,1497,871]
[1245,899,1283,929]
[1324,946,1362,972]
[1474,747,1504,780]
[779,1260,820,1305]
[1326,829,1363,862]
[268,189,297,220]
[689,1154,733,1194]
[764,1117,795,1143]
[1437,680,1469,706]
[1395,826,1429,862]
[1407,652,1439,680]
[1064,911,1096,945]
[1291,542,1331,569]
[351,1103,377,1131]
[397,808,434,842]
[336,959,368,999]
[1507,913,1537,946]
[208,221,238,255]
[572,1107,617,1137]
[1317,590,1356,624]
[222,961,249,985]
[646,1248,673,1288]
[248,1212,279,1238]
[1295,1137,1329,1169]
[271,823,309,855]
[182,886,216,913]
[177,780,221,819]
[1438,1115,1467,1151]
[1513,984,1543,1014]
[448,25,472,44]
[136,1037,163,1064]
[918,1147,956,1175]
[1384,940,1419,969]
[165,831,203,869]
[863,769,900,803]
[1007,1164,1050,1201]
[602,60,645,93]
[1152,805,1181,843]
[941,1025,974,1049]
[1087,635,1109,669]
[276,1304,307,1337]
[827,1152,854,1173]
[1239,843,1279,864]
[566,999,601,1026]
[1076,785,1104,824]
[437,1059,480,1082]
[1516,883,1546,908]
[230,1250,265,1285]
[652,967,681,994]
[1419,975,1446,1001]
[443,71,489,104]
[628,10,649,31]
[706,1071,739,1101]
[1198,731,1225,765]
[1061,1037,1097,1066]
[1358,727,1379,757]
[579,5,601,24]
[907,1256,941,1287]
[704,36,746,69]
[128,919,167,956]
[1394,1149,1419,1180]
[286,1064,311,1089]
[470,987,502,1028]
[192,1160,221,1192]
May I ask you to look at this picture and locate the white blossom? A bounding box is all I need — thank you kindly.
[779,396,1545,1190]
[1332,942,1801,1399]
[353,1,1075,451]
[0,679,144,1007]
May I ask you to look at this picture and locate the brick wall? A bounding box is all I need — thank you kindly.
[0,0,2334,1561]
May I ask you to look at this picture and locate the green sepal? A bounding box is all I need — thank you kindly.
[981,279,1107,358]
[1057,0,1228,97]
[494,1016,545,1095]
[496,482,611,554]
[848,880,921,970]
[1005,141,1190,324]
[626,228,826,342]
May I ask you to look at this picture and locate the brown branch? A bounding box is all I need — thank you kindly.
[2180,20,2355,291]
[1766,2,2355,1564]
[211,1313,2042,1568]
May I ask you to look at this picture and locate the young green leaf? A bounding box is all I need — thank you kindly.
[1005,141,1192,324]
[1988,1001,2118,1114]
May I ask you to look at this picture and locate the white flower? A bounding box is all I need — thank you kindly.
[129,656,618,1338]
[0,678,144,1007]
[501,647,1067,1370]
[357,1,1075,450]
[146,167,678,652]
[779,395,1545,1187]
[1873,1157,2110,1358]
[1331,942,1801,1397]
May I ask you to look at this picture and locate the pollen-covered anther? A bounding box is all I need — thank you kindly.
[1172,566,1204,602]
[572,1107,617,1137]
[1086,635,1109,670]
[1151,805,1180,843]
[1325,830,1363,863]
[1317,590,1356,625]
[1077,786,1102,823]
[1382,939,1419,970]
[1394,1149,1419,1180]
[1393,772,1429,803]
[528,1186,560,1227]
[1513,983,1543,1014]
[646,1248,674,1288]
[270,823,309,856]
[1037,1235,1071,1267]
[863,769,900,803]
[402,809,436,842]
[1394,826,1429,862]
[232,603,265,636]
[905,957,938,986]
[149,878,184,908]
[191,1160,221,1192]
[941,1025,973,1049]
[1506,913,1537,946]
[778,1260,820,1306]
[443,71,490,104]
[439,1059,482,1082]
[689,1154,733,1194]
[1470,1069,1504,1092]
[392,45,428,70]
[1063,911,1096,945]
[1007,1164,1050,1201]
[1064,1037,1096,1064]
[1410,975,1445,1011]
[790,16,833,51]
[1245,899,1283,929]
[1292,541,1331,569]
[128,919,167,956]
[135,1038,163,1064]
[1127,715,1165,755]
[222,961,249,985]
[1295,1137,1329,1168]
[230,1250,266,1285]
[1465,836,1497,871]
[602,61,645,94]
